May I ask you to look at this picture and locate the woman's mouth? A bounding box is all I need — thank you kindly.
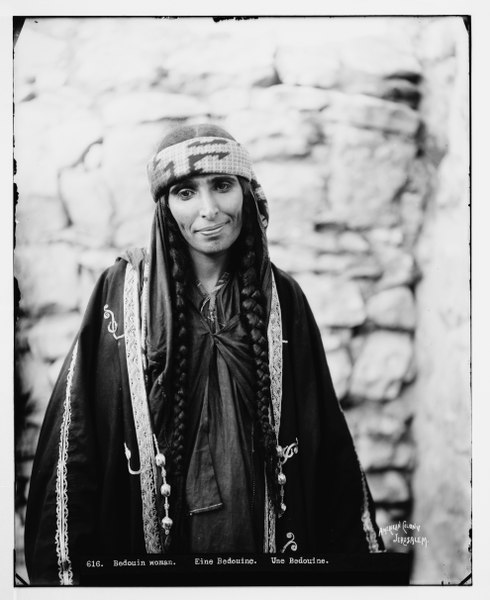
[197,222,228,236]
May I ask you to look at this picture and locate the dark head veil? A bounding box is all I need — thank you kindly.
[144,123,272,439]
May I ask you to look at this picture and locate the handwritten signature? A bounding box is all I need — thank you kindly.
[380,520,429,547]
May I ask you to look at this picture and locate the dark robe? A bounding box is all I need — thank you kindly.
[24,255,384,586]
[184,274,264,552]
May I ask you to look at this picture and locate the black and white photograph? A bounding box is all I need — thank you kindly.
[9,10,474,592]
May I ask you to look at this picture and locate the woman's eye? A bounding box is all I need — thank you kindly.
[176,188,194,200]
[214,180,232,192]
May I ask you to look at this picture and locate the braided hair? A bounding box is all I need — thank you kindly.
[236,183,281,510]
[161,181,281,517]
[162,202,191,480]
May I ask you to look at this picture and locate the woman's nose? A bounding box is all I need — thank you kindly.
[199,188,219,219]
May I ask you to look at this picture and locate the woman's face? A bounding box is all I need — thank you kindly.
[168,174,243,260]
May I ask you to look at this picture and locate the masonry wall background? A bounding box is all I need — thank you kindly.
[13,17,470,584]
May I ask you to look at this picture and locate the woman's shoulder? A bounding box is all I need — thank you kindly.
[271,264,311,316]
[99,248,147,284]
[85,249,146,309]
[271,264,306,299]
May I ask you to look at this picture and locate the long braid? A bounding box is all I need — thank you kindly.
[164,206,191,478]
[238,192,281,511]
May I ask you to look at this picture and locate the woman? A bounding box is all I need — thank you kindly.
[25,123,384,585]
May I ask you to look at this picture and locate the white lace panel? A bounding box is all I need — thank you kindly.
[55,341,78,585]
[360,468,382,552]
[123,264,162,553]
[264,271,283,552]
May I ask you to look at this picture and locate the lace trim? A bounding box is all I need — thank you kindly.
[268,271,283,437]
[263,474,276,553]
[124,264,162,553]
[360,467,381,552]
[55,341,78,585]
[263,271,283,552]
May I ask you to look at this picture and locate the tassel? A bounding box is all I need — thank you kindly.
[153,434,173,537]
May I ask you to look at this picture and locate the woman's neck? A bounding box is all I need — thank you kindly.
[189,249,229,293]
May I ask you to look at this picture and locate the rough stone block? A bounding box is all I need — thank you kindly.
[48,357,66,387]
[357,436,397,471]
[352,406,408,442]
[322,93,421,136]
[307,229,370,255]
[15,243,81,315]
[418,59,456,161]
[275,43,341,88]
[400,160,431,246]
[68,18,173,93]
[320,327,352,353]
[253,161,325,243]
[295,274,366,328]
[78,266,102,314]
[45,107,103,168]
[341,74,421,109]
[383,395,416,428]
[163,31,277,94]
[249,85,332,112]
[366,470,410,504]
[20,422,42,465]
[15,196,69,244]
[357,436,414,471]
[366,286,416,330]
[207,88,252,116]
[350,330,414,401]
[322,124,417,229]
[25,312,81,362]
[224,109,319,160]
[78,248,119,274]
[14,27,69,93]
[367,227,405,248]
[16,457,35,484]
[393,443,415,470]
[101,123,167,222]
[15,96,103,196]
[59,165,114,245]
[83,142,104,170]
[310,253,352,275]
[315,253,382,279]
[113,211,154,249]
[340,34,421,80]
[337,231,371,254]
[268,245,317,274]
[16,354,52,431]
[418,17,460,62]
[326,347,352,400]
[374,247,418,290]
[98,91,208,126]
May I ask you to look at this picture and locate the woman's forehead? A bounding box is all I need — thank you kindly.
[170,173,239,187]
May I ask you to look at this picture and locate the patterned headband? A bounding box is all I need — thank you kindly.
[147,135,269,226]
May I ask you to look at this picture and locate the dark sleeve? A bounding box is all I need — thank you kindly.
[24,267,115,585]
[273,266,384,554]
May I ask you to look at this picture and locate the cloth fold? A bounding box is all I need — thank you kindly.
[184,275,264,553]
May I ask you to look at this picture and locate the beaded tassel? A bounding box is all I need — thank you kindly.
[276,445,287,517]
[276,440,299,517]
[153,434,173,536]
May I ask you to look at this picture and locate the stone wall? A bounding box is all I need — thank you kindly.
[13,17,470,584]
[411,19,471,584]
